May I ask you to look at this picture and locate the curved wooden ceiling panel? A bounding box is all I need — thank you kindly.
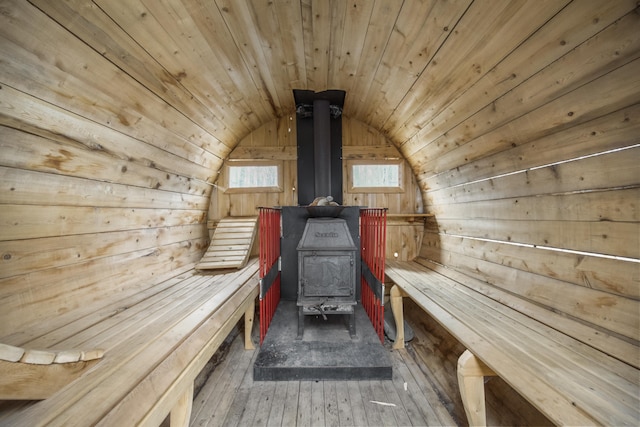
[25,0,637,167]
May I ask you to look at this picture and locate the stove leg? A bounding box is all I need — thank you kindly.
[297,306,304,340]
[349,311,356,338]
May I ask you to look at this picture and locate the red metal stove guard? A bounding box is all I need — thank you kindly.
[360,208,387,342]
[259,207,281,345]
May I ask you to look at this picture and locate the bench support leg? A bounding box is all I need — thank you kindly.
[390,285,405,349]
[244,300,255,350]
[170,383,194,427]
[457,350,496,427]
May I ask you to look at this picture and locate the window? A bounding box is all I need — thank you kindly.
[346,159,404,193]
[224,160,283,193]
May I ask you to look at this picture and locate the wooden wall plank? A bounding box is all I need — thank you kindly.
[342,146,400,160]
[438,13,639,159]
[0,205,205,241]
[213,0,285,117]
[0,167,207,211]
[430,188,639,223]
[0,1,221,352]
[412,0,639,370]
[253,0,306,115]
[422,232,639,300]
[271,0,307,90]
[105,0,261,136]
[229,147,296,161]
[329,0,374,96]
[419,244,638,341]
[347,0,404,119]
[422,104,640,192]
[0,231,205,299]
[303,0,330,90]
[414,59,640,176]
[364,0,471,128]
[426,146,640,206]
[0,2,226,168]
[0,87,218,187]
[28,0,243,147]
[325,1,347,92]
[211,116,297,218]
[211,117,422,219]
[434,218,637,260]
[402,0,639,156]
[385,0,568,142]
[0,224,203,280]
[342,118,390,147]
[185,0,275,132]
[387,222,424,262]
[0,239,205,338]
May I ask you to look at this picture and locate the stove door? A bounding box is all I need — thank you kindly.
[299,251,355,299]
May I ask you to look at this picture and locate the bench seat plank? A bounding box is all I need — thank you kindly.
[423,273,638,419]
[400,262,638,395]
[59,272,242,350]
[2,259,260,426]
[0,267,196,349]
[20,268,242,352]
[103,280,259,427]
[386,259,639,427]
[196,260,249,269]
[414,258,639,368]
[391,262,639,424]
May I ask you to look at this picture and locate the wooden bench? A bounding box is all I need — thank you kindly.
[386,258,639,427]
[0,258,259,426]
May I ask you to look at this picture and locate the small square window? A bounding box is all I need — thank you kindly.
[224,160,283,193]
[347,159,404,193]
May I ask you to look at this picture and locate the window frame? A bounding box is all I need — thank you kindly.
[223,159,284,193]
[346,158,404,193]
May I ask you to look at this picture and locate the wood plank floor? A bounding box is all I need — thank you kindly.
[190,331,458,426]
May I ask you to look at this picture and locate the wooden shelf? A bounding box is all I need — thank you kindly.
[386,213,434,223]
[386,213,434,217]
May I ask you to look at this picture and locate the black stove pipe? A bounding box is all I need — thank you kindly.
[293,89,344,205]
[313,99,332,198]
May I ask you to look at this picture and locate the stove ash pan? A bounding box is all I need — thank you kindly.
[296,218,358,338]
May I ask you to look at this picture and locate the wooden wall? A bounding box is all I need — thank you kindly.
[342,119,425,261]
[0,3,636,424]
[0,2,227,337]
[410,3,639,351]
[210,116,424,260]
[210,115,297,219]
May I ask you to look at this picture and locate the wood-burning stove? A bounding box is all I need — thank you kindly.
[296,214,357,338]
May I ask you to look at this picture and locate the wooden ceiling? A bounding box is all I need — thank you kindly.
[24,0,575,151]
[18,0,636,174]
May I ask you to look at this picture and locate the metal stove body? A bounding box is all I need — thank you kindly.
[296,217,357,338]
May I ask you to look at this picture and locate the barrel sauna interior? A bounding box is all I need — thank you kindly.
[1,1,638,426]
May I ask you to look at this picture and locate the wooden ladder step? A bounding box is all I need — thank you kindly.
[196,217,258,270]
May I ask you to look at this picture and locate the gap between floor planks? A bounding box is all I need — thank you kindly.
[190,332,457,427]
